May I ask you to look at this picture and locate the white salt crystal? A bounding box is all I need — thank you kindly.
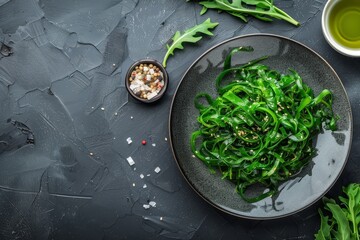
[101,107,105,111]
[126,137,132,144]
[154,167,161,173]
[143,204,150,209]
[149,201,156,207]
[165,137,168,141]
[147,92,157,100]
[143,184,147,189]
[126,156,135,166]
[152,143,156,147]
[134,79,144,86]
[132,87,141,94]
[132,183,136,187]
[140,174,144,179]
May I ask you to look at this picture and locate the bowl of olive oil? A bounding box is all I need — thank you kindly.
[322,0,360,57]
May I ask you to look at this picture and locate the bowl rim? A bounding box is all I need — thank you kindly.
[321,0,360,57]
[125,58,168,103]
[168,33,353,220]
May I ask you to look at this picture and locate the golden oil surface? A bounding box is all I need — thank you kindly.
[329,0,360,49]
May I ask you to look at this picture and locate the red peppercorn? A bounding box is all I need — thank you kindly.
[141,140,147,145]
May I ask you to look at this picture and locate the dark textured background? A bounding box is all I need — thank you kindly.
[0,0,359,239]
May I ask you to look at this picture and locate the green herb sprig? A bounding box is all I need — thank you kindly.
[162,18,218,68]
[193,0,300,26]
[315,183,360,240]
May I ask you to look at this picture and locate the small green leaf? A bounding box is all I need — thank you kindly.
[342,183,360,240]
[162,18,218,67]
[315,209,331,240]
[200,6,208,15]
[327,203,352,240]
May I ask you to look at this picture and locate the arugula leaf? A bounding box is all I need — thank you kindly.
[162,18,218,68]
[326,203,352,240]
[192,0,300,26]
[339,184,360,239]
[315,183,360,240]
[200,6,208,15]
[316,209,331,240]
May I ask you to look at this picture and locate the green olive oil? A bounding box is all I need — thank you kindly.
[328,0,360,49]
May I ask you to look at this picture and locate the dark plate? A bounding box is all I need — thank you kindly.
[169,34,353,219]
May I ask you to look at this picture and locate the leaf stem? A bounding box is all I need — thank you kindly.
[213,0,300,26]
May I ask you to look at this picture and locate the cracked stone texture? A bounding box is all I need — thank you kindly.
[0,0,359,239]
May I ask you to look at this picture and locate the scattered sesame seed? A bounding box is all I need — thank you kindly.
[143,184,147,189]
[147,174,151,177]
[132,183,136,187]
[112,63,116,67]
[89,152,94,156]
[114,112,118,116]
[165,137,168,141]
[101,107,105,111]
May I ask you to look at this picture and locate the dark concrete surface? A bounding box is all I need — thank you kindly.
[0,0,359,239]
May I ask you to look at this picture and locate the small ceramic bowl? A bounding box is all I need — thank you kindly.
[322,0,360,57]
[125,59,168,103]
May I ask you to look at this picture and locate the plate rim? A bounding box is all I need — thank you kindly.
[168,33,353,220]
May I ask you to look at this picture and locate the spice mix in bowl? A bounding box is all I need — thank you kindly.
[125,59,168,103]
